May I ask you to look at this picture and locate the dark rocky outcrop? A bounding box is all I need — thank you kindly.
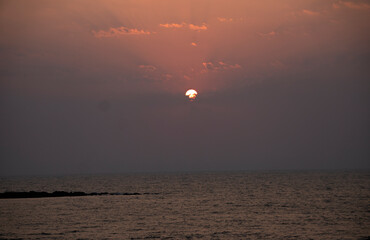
[0,191,158,199]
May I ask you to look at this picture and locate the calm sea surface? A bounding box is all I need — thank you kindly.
[0,171,369,239]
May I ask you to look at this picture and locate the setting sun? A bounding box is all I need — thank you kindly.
[185,89,198,100]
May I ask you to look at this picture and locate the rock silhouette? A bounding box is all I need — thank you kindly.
[0,191,157,199]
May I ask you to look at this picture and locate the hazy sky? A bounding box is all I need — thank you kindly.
[0,0,369,175]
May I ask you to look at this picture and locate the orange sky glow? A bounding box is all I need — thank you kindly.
[0,0,369,175]
[1,0,369,98]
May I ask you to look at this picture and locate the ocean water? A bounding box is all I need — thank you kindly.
[0,171,369,239]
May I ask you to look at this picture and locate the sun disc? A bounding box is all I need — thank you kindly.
[185,89,198,100]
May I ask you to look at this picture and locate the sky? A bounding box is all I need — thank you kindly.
[0,0,369,175]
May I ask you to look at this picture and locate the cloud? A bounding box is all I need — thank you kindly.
[138,65,173,82]
[188,24,208,31]
[162,73,173,81]
[202,61,241,73]
[217,17,233,23]
[332,3,341,9]
[202,62,215,70]
[159,22,208,31]
[139,65,157,72]
[259,31,277,38]
[335,1,370,10]
[93,27,151,38]
[159,23,186,28]
[302,9,320,16]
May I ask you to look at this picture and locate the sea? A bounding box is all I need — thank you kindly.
[0,171,369,240]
